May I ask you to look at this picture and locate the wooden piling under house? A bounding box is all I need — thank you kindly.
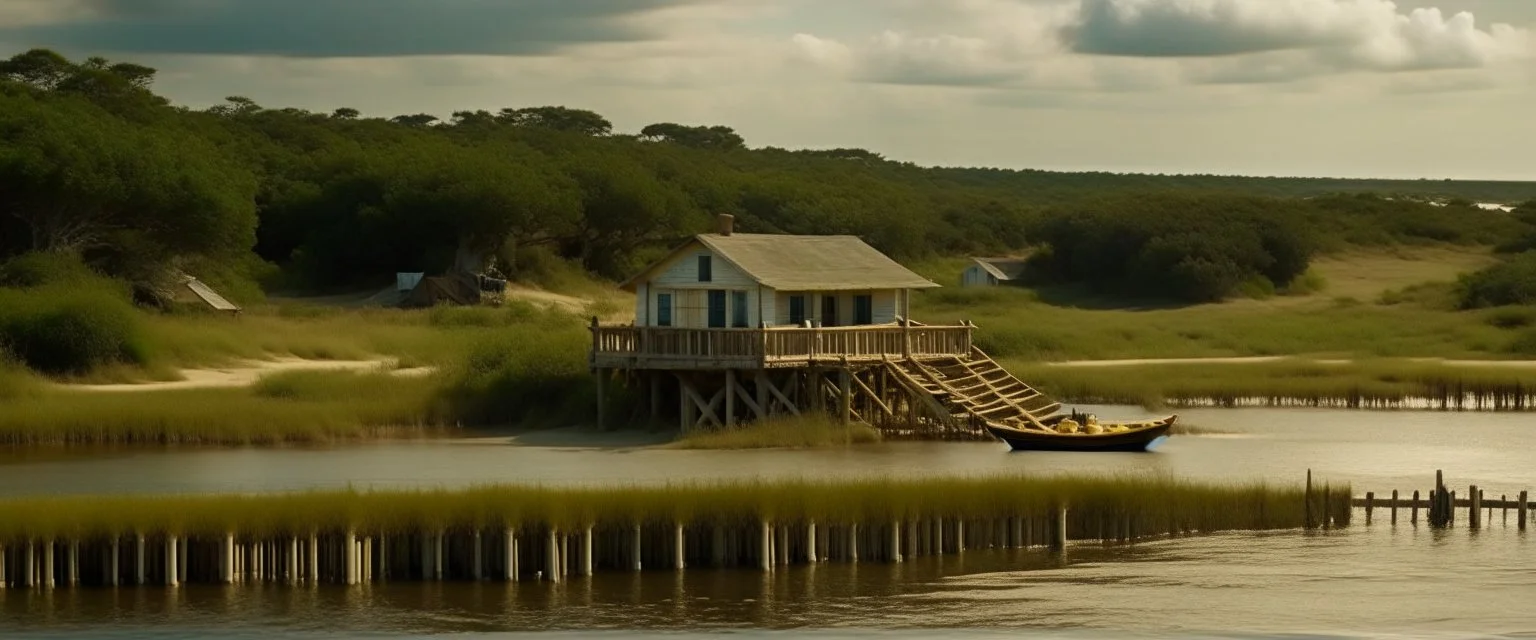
[590,215,1067,440]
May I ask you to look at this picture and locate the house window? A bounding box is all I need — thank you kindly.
[853,294,873,325]
[788,295,806,326]
[731,291,749,328]
[656,293,672,327]
[820,295,838,328]
[698,255,712,282]
[707,290,727,328]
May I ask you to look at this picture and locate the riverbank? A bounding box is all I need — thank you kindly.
[1012,358,1536,410]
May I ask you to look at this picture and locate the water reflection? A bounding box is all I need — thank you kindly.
[3,525,1530,637]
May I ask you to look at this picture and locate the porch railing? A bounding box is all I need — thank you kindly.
[590,324,974,367]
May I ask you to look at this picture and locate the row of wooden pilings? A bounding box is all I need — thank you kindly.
[0,513,1087,590]
[1352,470,1531,529]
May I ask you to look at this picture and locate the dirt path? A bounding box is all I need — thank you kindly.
[68,358,434,393]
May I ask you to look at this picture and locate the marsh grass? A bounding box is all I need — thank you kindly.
[1012,359,1536,409]
[0,474,1351,539]
[670,415,882,450]
[0,370,453,446]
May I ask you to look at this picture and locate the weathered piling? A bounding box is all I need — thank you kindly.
[0,476,1351,589]
[1519,491,1529,531]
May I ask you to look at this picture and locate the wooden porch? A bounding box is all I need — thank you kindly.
[589,324,975,370]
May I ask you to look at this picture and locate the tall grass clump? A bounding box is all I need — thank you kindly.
[0,370,450,446]
[671,415,881,450]
[0,474,1351,540]
[445,326,599,426]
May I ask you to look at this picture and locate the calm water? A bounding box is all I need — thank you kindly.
[2,525,1531,638]
[1,406,1533,498]
[3,406,1535,637]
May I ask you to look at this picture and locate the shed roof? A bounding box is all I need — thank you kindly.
[971,257,1028,281]
[622,233,940,292]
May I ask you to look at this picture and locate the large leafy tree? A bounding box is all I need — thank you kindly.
[0,90,257,280]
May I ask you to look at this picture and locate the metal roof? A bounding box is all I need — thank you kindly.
[971,257,1028,281]
[621,233,940,292]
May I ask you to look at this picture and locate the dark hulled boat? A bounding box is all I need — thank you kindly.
[985,415,1177,452]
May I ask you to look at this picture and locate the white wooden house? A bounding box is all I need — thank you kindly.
[620,215,938,329]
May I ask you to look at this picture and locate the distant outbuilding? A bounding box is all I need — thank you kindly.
[962,258,1027,288]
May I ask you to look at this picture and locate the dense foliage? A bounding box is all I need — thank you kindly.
[1458,251,1536,309]
[0,254,148,375]
[4,48,1532,296]
[1025,193,1529,303]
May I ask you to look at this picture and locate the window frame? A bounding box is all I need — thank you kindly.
[853,294,873,325]
[707,289,727,328]
[788,295,806,326]
[697,255,712,283]
[656,292,673,327]
[730,290,749,328]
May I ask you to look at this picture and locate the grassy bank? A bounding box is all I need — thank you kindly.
[670,416,882,450]
[0,474,1351,539]
[911,249,1534,362]
[0,370,454,446]
[1011,359,1536,410]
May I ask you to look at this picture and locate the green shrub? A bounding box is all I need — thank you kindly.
[1507,329,1536,356]
[0,286,149,375]
[1484,306,1536,329]
[445,328,605,425]
[0,251,100,288]
[1029,193,1316,303]
[1458,252,1536,309]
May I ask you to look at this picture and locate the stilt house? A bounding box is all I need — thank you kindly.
[590,215,1061,438]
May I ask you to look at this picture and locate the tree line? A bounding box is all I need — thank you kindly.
[2,48,1534,301]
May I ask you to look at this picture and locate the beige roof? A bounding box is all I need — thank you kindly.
[622,233,939,292]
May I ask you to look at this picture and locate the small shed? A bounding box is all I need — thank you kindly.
[962,258,1026,288]
[620,215,939,328]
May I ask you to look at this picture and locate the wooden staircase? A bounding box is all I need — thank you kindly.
[886,347,1061,433]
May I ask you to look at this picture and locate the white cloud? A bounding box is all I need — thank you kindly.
[794,0,1533,90]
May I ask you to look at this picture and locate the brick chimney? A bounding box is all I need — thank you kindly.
[716,213,735,236]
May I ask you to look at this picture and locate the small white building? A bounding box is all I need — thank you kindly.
[620,216,939,328]
[961,258,1025,288]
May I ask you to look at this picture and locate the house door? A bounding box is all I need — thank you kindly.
[707,290,727,328]
[820,295,838,327]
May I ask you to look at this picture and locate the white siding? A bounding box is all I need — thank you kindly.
[633,282,648,325]
[651,247,754,289]
[637,246,762,327]
[872,290,898,324]
[758,285,777,328]
[962,265,994,287]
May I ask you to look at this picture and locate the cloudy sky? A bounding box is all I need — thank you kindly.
[2,0,1532,180]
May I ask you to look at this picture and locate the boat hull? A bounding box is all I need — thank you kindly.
[986,419,1174,452]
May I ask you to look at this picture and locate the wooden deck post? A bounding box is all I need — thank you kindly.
[756,371,770,421]
[838,368,852,424]
[649,374,661,421]
[595,368,607,431]
[725,369,737,428]
[1519,491,1528,531]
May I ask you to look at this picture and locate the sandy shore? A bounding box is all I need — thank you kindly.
[67,357,435,393]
